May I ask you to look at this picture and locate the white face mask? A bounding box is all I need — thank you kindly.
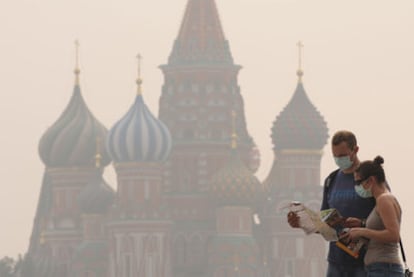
[334,156,353,170]
[354,184,373,198]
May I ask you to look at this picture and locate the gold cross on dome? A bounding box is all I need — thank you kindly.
[297,41,304,71]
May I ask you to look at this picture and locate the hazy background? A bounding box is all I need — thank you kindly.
[1,0,413,267]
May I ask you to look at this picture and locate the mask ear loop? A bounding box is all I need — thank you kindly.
[366,176,370,183]
[364,176,374,192]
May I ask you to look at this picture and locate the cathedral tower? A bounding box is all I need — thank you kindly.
[158,1,258,274]
[106,56,173,277]
[29,41,111,277]
[261,42,329,277]
[208,114,263,277]
[72,141,115,276]
[159,0,257,193]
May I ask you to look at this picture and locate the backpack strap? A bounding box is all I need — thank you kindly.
[321,169,340,210]
[326,169,339,188]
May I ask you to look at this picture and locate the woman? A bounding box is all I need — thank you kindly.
[346,156,403,276]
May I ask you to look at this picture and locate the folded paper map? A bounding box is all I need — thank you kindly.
[286,201,367,258]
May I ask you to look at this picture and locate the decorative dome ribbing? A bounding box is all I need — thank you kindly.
[38,69,111,167]
[271,81,328,150]
[107,94,172,163]
[78,170,115,214]
[211,147,262,205]
[107,57,172,163]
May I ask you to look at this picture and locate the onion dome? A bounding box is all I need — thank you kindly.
[211,149,262,205]
[78,143,114,214]
[271,43,328,150]
[38,43,111,167]
[78,170,115,214]
[211,128,262,205]
[106,55,172,163]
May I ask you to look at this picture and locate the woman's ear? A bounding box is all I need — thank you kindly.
[366,176,375,188]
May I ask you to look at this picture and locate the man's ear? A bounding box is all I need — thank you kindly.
[353,146,359,154]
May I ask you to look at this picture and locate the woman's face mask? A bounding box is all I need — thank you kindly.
[354,184,373,198]
[354,177,373,198]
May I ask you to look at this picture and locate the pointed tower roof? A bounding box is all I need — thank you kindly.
[167,0,234,66]
[271,42,328,151]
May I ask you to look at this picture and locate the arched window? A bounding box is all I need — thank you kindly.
[174,235,186,267]
[183,129,194,139]
[84,271,96,277]
[146,236,159,277]
[121,236,134,277]
[286,259,295,277]
[58,247,70,277]
[189,235,203,266]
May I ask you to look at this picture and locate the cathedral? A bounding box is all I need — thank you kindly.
[24,0,329,276]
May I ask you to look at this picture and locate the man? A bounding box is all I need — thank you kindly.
[288,130,375,277]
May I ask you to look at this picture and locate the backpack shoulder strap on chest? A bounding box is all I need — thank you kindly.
[325,169,340,189]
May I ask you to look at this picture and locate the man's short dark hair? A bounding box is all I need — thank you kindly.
[331,130,357,150]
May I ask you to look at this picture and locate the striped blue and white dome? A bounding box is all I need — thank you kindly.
[106,94,172,163]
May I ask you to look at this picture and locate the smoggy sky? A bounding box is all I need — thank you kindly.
[1,0,413,265]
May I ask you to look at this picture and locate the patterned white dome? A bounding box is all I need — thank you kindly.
[106,94,172,163]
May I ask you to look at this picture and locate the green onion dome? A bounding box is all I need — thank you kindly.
[38,84,111,167]
[210,149,263,205]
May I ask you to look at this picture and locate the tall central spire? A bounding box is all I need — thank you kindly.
[167,0,234,65]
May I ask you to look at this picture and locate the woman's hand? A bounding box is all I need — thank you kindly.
[346,227,365,241]
[344,217,364,228]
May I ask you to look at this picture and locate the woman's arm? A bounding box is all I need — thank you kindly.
[348,194,401,243]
